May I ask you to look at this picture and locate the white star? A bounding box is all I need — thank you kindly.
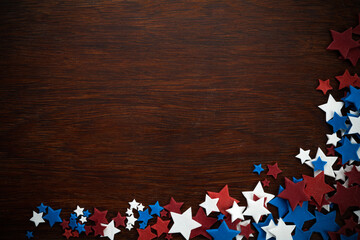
[243,197,270,223]
[199,194,219,216]
[126,208,133,216]
[126,214,137,225]
[101,220,120,240]
[236,220,254,240]
[125,223,133,230]
[296,148,311,164]
[305,147,337,178]
[261,219,276,240]
[334,167,346,181]
[226,201,245,222]
[74,205,84,217]
[242,181,274,206]
[30,211,45,227]
[169,208,201,240]
[129,199,139,210]
[318,94,344,121]
[326,133,340,146]
[137,203,145,211]
[79,216,87,223]
[349,116,360,135]
[268,218,295,240]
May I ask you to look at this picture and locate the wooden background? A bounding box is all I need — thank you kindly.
[0,0,359,239]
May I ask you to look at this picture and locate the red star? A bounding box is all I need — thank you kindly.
[151,217,170,237]
[163,197,183,214]
[316,79,333,95]
[327,28,359,58]
[137,226,157,240]
[92,223,106,236]
[85,225,93,235]
[72,231,79,237]
[165,233,173,240]
[326,145,336,156]
[345,166,360,186]
[278,177,310,210]
[353,14,360,35]
[63,229,72,239]
[303,172,334,206]
[190,207,217,239]
[207,185,239,215]
[88,208,108,224]
[239,223,254,239]
[266,163,282,179]
[160,210,169,218]
[112,212,126,227]
[60,219,69,230]
[346,44,360,66]
[224,217,241,230]
[337,216,358,235]
[335,69,357,89]
[262,178,270,187]
[329,182,360,215]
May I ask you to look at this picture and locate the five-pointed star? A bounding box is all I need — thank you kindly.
[296,148,311,164]
[169,208,201,240]
[226,201,245,222]
[236,220,254,240]
[260,219,276,240]
[334,166,347,181]
[127,214,137,225]
[268,218,295,240]
[243,197,270,223]
[101,220,120,240]
[318,94,344,121]
[305,147,337,178]
[79,216,87,223]
[137,203,145,211]
[327,28,360,58]
[242,181,274,205]
[326,133,341,146]
[74,205,84,217]
[199,194,219,216]
[129,199,140,210]
[348,116,360,135]
[30,211,45,227]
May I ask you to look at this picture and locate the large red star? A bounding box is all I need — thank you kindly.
[327,28,359,58]
[63,229,72,239]
[316,79,333,95]
[239,223,254,239]
[163,197,183,214]
[335,69,357,90]
[190,208,217,239]
[88,208,108,224]
[112,212,126,227]
[151,217,170,237]
[278,177,310,210]
[266,163,282,179]
[328,182,360,215]
[92,222,106,236]
[345,166,360,186]
[207,185,239,215]
[303,172,334,206]
[137,225,157,240]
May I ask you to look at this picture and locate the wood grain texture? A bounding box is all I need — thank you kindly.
[0,0,359,239]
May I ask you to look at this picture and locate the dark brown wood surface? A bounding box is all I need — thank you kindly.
[0,0,359,239]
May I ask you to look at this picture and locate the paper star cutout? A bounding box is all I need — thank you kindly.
[243,197,270,223]
[26,231,33,239]
[199,194,219,216]
[89,208,108,224]
[226,201,245,222]
[335,137,360,164]
[127,214,137,225]
[138,203,145,211]
[347,86,360,110]
[208,185,239,215]
[151,217,170,237]
[296,148,311,164]
[43,206,62,227]
[345,165,360,185]
[190,207,217,239]
[74,205,84,217]
[269,218,295,240]
[305,147,337,178]
[329,182,360,215]
[69,218,77,230]
[126,208,133,216]
[346,45,360,66]
[326,133,341,146]
[327,28,360,58]
[79,216,87,224]
[278,177,310,210]
[149,201,163,217]
[312,157,327,172]
[261,178,270,187]
[112,212,126,227]
[348,115,360,135]
[303,172,334,206]
[319,94,344,122]
[253,164,264,175]
[252,214,274,240]
[217,213,225,220]
[60,219,69,229]
[169,207,201,240]
[101,220,120,240]
[266,163,282,179]
[126,223,133,231]
[85,225,93,235]
[30,211,45,227]
[137,225,157,240]
[317,79,333,94]
[164,197,183,214]
[206,221,240,240]
[92,223,106,236]
[269,185,290,218]
[83,209,91,217]
[336,69,358,90]
[62,229,72,239]
[138,209,153,226]
[236,220,254,240]
[283,201,315,229]
[260,218,276,240]
[328,112,348,132]
[37,203,47,213]
[242,181,274,205]
[129,199,140,210]
[310,211,339,240]
[76,223,86,234]
[334,166,347,181]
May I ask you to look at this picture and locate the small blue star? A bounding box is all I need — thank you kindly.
[292,177,303,183]
[70,213,77,219]
[252,215,275,240]
[341,233,358,240]
[76,223,86,234]
[149,201,164,217]
[327,112,348,132]
[347,86,360,110]
[283,201,315,229]
[43,206,62,227]
[83,209,91,217]
[335,137,360,164]
[139,221,147,229]
[69,218,77,230]
[207,221,240,240]
[138,208,153,226]
[269,185,290,218]
[37,203,47,213]
[292,227,312,240]
[253,164,264,175]
[310,211,339,240]
[312,157,327,172]
[26,231,33,239]
[217,213,225,221]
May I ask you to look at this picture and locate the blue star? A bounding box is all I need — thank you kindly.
[292,227,311,240]
[138,208,153,226]
[43,206,62,227]
[76,223,86,234]
[217,213,225,221]
[207,221,240,240]
[309,211,339,240]
[269,185,290,218]
[149,201,164,217]
[327,112,348,132]
[252,215,275,240]
[69,218,77,230]
[292,177,303,183]
[312,157,327,172]
[335,137,360,164]
[347,86,360,110]
[70,213,77,219]
[253,164,264,175]
[83,209,91,217]
[139,221,147,229]
[283,201,315,229]
[341,233,358,240]
[37,203,47,213]
[26,231,33,239]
